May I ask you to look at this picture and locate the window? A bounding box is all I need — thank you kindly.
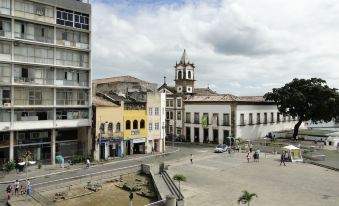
[166,111,169,119]
[133,120,138,129]
[257,113,260,124]
[155,123,159,130]
[14,109,53,121]
[74,12,89,30]
[249,113,253,125]
[223,113,230,126]
[116,122,121,132]
[108,122,113,133]
[264,113,267,124]
[186,112,191,123]
[125,120,131,130]
[140,119,145,129]
[277,112,280,122]
[148,107,152,115]
[270,112,274,123]
[56,109,88,120]
[178,71,182,79]
[203,113,209,125]
[170,111,173,120]
[177,99,182,107]
[188,71,192,79]
[154,107,159,115]
[194,112,199,124]
[149,123,152,131]
[166,100,169,107]
[177,111,181,120]
[56,8,74,27]
[240,114,245,125]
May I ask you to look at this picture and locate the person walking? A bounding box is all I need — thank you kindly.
[190,154,193,164]
[280,151,286,166]
[228,147,231,157]
[14,180,20,196]
[86,159,90,168]
[6,184,12,203]
[249,143,253,153]
[246,153,250,163]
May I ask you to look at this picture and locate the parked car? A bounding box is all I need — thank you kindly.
[214,144,228,153]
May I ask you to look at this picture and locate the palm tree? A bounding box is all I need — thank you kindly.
[173,174,187,192]
[238,190,258,206]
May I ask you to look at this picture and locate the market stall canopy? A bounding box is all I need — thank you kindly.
[282,145,300,150]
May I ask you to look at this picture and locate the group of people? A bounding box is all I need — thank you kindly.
[6,179,31,203]
[246,149,260,163]
[280,151,291,166]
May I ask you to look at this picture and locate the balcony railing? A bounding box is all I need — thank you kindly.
[56,100,88,106]
[14,77,54,85]
[14,32,54,44]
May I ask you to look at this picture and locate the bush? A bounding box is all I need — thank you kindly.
[71,155,93,164]
[4,161,16,172]
[37,161,42,169]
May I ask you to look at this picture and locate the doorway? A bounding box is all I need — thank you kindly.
[194,128,199,143]
[213,129,218,144]
[186,127,191,142]
[203,128,209,143]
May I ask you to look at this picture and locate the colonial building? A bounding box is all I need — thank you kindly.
[159,50,297,143]
[158,50,217,138]
[0,0,92,164]
[92,77,165,160]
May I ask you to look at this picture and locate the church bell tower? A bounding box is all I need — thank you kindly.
[174,49,195,94]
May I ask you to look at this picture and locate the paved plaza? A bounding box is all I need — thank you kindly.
[167,147,339,206]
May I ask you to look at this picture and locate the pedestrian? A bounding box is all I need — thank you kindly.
[256,149,260,162]
[228,147,231,156]
[86,159,90,168]
[6,184,12,203]
[280,151,286,166]
[152,146,154,155]
[190,154,193,164]
[14,180,20,196]
[20,184,25,195]
[284,151,289,162]
[246,153,250,163]
[249,143,253,153]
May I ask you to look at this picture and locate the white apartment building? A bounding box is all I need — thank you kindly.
[146,92,166,153]
[0,0,91,164]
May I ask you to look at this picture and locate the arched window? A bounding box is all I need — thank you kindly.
[126,120,131,130]
[188,71,192,79]
[133,120,138,129]
[116,122,121,132]
[140,119,145,129]
[108,122,113,133]
[99,123,105,133]
[178,71,182,79]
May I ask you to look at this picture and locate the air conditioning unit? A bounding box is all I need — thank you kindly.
[3,103,11,107]
[14,41,20,46]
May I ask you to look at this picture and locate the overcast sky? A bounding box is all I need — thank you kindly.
[91,0,339,96]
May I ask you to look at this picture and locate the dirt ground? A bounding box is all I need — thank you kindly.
[48,173,155,206]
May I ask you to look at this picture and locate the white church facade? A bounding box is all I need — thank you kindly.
[159,50,297,144]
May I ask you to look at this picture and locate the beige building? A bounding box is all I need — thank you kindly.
[146,92,166,153]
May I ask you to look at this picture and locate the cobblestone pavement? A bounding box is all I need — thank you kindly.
[167,147,339,206]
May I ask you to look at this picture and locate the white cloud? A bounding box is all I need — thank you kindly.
[91,0,339,95]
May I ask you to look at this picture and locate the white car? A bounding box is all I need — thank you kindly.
[214,144,228,153]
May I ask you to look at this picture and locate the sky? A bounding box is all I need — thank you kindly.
[91,0,339,96]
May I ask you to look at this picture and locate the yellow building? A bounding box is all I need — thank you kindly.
[93,93,149,160]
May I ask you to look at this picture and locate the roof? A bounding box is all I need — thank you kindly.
[235,96,266,102]
[93,75,152,85]
[194,88,218,96]
[185,94,271,103]
[282,145,300,150]
[186,94,237,102]
[158,84,177,94]
[179,49,190,64]
[92,95,117,106]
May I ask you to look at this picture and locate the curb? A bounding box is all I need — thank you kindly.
[0,147,180,185]
[307,161,339,172]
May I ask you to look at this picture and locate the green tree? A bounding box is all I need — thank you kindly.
[173,174,186,192]
[238,190,257,206]
[264,78,339,139]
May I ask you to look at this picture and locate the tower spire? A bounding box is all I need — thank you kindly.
[179,49,189,64]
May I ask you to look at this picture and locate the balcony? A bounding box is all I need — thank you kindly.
[14,77,54,85]
[14,32,54,44]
